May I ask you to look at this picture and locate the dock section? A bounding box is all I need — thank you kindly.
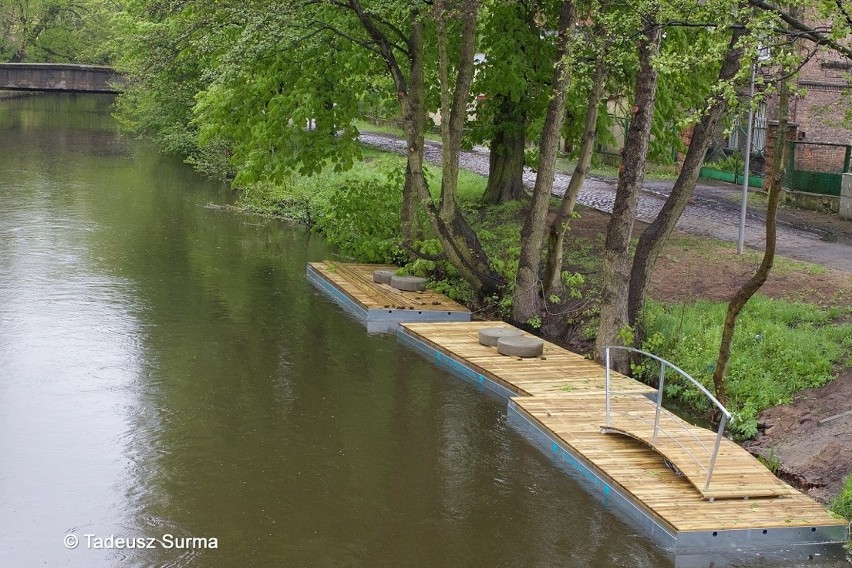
[306,261,470,333]
[398,321,848,558]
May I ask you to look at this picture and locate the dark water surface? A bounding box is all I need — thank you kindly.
[0,95,843,568]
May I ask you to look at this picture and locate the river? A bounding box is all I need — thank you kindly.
[0,95,843,568]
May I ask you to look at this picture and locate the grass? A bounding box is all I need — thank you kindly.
[640,296,852,439]
[829,475,852,520]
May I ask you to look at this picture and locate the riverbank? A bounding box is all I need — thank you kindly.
[233,142,852,516]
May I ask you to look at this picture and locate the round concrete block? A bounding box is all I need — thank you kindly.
[497,336,544,358]
[373,269,395,284]
[478,327,524,347]
[390,275,427,292]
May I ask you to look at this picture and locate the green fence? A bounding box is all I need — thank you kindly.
[783,141,851,196]
[698,166,764,188]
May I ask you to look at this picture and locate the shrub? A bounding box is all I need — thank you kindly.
[316,175,405,264]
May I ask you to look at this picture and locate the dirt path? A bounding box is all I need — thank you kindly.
[360,132,852,273]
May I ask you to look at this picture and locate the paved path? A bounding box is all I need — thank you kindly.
[359,132,852,273]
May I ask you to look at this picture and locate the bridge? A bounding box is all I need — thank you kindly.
[0,63,124,94]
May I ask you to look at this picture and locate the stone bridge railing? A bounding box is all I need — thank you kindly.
[0,63,124,94]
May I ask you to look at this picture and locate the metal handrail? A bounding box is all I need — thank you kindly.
[606,401,709,473]
[604,346,733,493]
[613,394,711,473]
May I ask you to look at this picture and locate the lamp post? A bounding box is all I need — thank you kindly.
[737,63,756,255]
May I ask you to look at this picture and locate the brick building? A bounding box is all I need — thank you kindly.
[714,38,852,200]
[778,47,851,147]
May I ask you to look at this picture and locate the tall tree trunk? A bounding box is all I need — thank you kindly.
[400,14,427,245]
[510,0,577,324]
[481,95,527,204]
[594,17,662,370]
[543,54,607,296]
[437,0,479,221]
[351,0,505,300]
[436,1,454,219]
[711,76,790,406]
[627,27,748,333]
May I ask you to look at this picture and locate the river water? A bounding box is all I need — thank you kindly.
[0,95,843,568]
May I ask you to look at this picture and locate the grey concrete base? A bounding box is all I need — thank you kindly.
[306,265,470,334]
[496,336,544,357]
[478,327,523,347]
[372,269,394,284]
[390,275,427,291]
[395,326,850,563]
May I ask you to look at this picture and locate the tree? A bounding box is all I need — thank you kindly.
[543,32,610,297]
[0,0,115,63]
[627,21,750,333]
[747,0,852,61]
[114,0,245,177]
[708,0,852,403]
[510,0,577,324]
[712,56,791,406]
[188,1,508,298]
[595,5,662,368]
[471,1,553,205]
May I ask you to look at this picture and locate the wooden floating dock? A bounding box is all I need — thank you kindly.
[398,321,849,558]
[306,261,471,333]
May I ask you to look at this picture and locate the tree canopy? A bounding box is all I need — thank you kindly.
[110,0,852,388]
[0,0,117,63]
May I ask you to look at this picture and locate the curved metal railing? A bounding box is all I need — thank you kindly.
[603,346,733,493]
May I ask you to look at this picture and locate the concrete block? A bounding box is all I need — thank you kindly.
[478,327,523,347]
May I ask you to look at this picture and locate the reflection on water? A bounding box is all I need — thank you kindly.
[0,95,844,568]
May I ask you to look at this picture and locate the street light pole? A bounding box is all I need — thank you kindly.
[737,64,756,255]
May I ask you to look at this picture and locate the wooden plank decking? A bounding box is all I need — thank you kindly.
[400,321,654,397]
[518,394,841,533]
[400,321,847,536]
[308,261,469,313]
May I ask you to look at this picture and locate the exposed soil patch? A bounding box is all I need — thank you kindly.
[649,237,852,308]
[564,205,852,310]
[744,370,852,502]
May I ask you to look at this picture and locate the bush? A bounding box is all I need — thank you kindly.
[237,151,408,264]
[640,296,852,438]
[705,152,743,173]
[316,175,405,264]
